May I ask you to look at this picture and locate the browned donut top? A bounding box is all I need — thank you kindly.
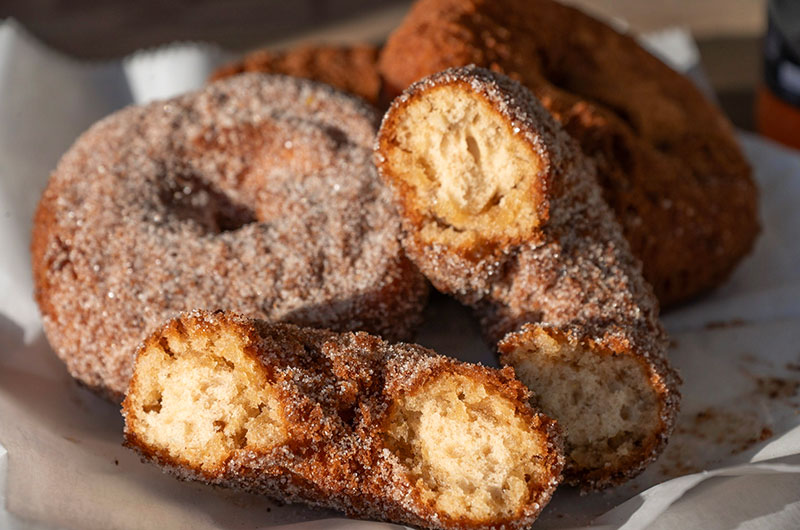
[379,0,759,306]
[32,74,427,401]
[211,43,382,105]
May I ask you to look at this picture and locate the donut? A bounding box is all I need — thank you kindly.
[374,66,680,489]
[31,74,428,402]
[210,43,382,106]
[378,0,759,307]
[123,310,564,530]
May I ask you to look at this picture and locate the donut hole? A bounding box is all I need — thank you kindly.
[384,84,544,252]
[157,173,257,233]
[500,326,661,483]
[125,318,287,473]
[383,374,552,523]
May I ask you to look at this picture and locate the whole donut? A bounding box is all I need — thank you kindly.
[31,74,428,402]
[379,0,759,307]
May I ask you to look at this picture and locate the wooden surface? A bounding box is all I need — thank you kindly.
[2,0,766,130]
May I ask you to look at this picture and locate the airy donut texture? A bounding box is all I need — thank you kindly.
[123,310,564,530]
[210,43,382,105]
[31,74,428,402]
[379,0,759,306]
[375,66,680,490]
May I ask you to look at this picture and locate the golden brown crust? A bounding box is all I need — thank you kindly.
[31,74,428,402]
[497,325,677,489]
[374,66,680,490]
[210,43,382,106]
[123,310,564,530]
[379,0,759,306]
[376,78,555,262]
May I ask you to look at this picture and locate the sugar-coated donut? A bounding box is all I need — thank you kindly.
[210,43,382,106]
[375,66,680,490]
[379,0,759,307]
[123,310,564,530]
[31,74,428,402]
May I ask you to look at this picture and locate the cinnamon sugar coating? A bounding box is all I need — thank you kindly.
[123,310,564,530]
[375,66,680,489]
[31,74,428,402]
[379,0,759,307]
[210,43,382,106]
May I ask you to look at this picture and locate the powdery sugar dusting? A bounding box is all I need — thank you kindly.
[32,74,428,401]
[124,310,564,530]
[377,66,681,489]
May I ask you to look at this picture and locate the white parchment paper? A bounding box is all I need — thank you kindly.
[1,18,800,530]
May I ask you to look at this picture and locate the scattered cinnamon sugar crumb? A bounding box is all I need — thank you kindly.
[657,355,800,478]
[755,377,800,400]
[732,427,774,455]
[658,407,771,478]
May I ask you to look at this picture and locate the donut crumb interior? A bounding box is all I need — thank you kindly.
[126,321,287,472]
[384,374,549,521]
[502,328,660,476]
[386,85,543,250]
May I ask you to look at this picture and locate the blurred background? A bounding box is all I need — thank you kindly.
[0,0,768,131]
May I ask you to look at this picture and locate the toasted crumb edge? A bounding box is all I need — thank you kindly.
[375,66,577,262]
[122,310,288,478]
[383,361,564,527]
[499,324,678,490]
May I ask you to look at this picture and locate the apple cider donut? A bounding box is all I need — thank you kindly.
[379,0,759,307]
[375,66,680,490]
[210,43,382,106]
[31,74,427,402]
[123,310,564,530]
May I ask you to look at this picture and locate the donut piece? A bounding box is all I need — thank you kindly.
[375,66,680,490]
[31,74,428,402]
[210,43,381,105]
[123,310,564,530]
[379,0,759,307]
